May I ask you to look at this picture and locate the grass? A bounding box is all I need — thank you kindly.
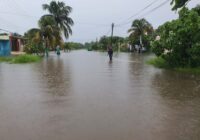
[0,57,13,62]
[0,55,41,64]
[147,57,200,74]
[146,57,170,68]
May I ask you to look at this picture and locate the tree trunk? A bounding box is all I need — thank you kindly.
[139,35,143,53]
[45,38,49,57]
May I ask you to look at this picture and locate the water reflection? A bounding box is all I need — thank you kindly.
[150,71,200,140]
[152,71,200,99]
[36,56,72,96]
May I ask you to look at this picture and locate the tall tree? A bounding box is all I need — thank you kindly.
[128,18,153,52]
[36,15,63,56]
[42,1,74,39]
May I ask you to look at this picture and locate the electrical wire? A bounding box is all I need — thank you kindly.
[0,0,172,43]
[116,0,170,27]
[117,0,160,26]
[140,0,170,17]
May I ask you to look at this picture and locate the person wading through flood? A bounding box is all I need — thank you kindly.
[107,45,113,61]
[56,45,61,56]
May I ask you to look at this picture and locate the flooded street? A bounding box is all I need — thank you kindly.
[0,50,200,140]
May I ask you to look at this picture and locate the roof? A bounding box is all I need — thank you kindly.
[0,35,9,40]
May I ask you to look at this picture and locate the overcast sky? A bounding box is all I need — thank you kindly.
[0,0,199,43]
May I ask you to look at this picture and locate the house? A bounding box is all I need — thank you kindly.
[0,33,24,56]
[10,33,24,52]
[0,34,11,56]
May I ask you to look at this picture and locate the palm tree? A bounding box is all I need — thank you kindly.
[128,18,153,53]
[38,15,63,56]
[25,16,63,56]
[42,1,74,39]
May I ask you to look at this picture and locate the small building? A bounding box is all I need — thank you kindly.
[0,33,24,56]
[10,34,24,52]
[0,35,11,56]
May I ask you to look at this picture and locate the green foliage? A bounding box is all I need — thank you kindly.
[128,18,153,37]
[98,36,124,50]
[147,57,170,68]
[0,55,41,64]
[152,7,200,68]
[64,42,84,50]
[11,55,41,64]
[39,15,63,49]
[24,28,45,54]
[0,57,13,62]
[84,36,125,51]
[42,1,74,39]
[24,43,45,55]
[147,57,200,74]
[128,18,154,51]
[171,0,190,10]
[175,67,200,74]
[24,1,73,55]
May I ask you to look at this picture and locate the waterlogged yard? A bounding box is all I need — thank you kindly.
[0,50,200,140]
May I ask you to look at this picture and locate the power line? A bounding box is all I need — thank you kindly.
[105,29,111,36]
[92,0,170,43]
[0,16,30,33]
[0,0,171,43]
[116,0,160,26]
[0,17,21,29]
[12,0,28,14]
[0,11,111,27]
[75,22,110,27]
[0,28,12,33]
[0,11,39,19]
[116,0,170,27]
[140,0,170,17]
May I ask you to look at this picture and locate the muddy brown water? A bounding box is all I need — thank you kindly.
[0,50,200,140]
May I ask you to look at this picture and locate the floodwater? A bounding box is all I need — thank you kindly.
[0,50,200,140]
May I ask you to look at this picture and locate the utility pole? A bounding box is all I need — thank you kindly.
[111,23,114,46]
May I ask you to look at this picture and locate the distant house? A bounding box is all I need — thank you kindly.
[0,33,24,56]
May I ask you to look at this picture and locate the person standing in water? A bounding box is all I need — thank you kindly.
[107,45,113,61]
[56,45,61,56]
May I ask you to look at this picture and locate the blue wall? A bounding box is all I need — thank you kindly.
[0,40,11,56]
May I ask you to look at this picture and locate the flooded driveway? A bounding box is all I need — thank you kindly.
[0,50,200,140]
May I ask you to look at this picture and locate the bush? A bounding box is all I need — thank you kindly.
[147,57,170,68]
[24,43,45,55]
[151,7,200,68]
[147,57,200,74]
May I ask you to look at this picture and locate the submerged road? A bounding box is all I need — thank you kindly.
[0,50,200,140]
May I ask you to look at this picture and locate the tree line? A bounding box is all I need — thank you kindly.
[85,18,154,53]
